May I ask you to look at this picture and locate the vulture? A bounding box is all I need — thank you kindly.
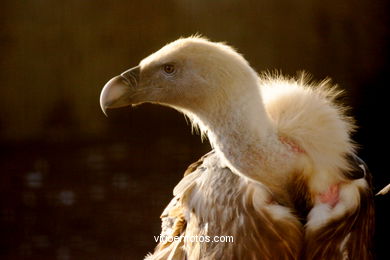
[100,37,374,260]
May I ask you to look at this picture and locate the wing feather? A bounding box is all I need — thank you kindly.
[303,155,374,260]
[146,152,214,260]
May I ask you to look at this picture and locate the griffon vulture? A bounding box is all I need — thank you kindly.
[100,37,374,260]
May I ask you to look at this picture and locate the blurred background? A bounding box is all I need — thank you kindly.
[0,0,389,259]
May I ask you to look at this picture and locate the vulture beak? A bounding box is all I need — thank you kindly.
[100,66,140,116]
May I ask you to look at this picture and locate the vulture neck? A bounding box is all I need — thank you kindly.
[194,81,293,185]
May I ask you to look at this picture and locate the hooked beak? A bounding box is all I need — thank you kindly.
[100,66,140,116]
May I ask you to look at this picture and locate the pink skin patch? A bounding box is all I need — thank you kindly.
[319,183,340,208]
[279,136,305,154]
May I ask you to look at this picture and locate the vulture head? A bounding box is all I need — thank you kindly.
[100,37,262,126]
[100,37,275,181]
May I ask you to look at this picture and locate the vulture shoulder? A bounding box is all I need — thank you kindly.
[303,154,374,260]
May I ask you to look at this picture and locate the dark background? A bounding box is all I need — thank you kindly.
[0,0,389,259]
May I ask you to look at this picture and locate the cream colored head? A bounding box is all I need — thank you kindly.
[100,37,260,117]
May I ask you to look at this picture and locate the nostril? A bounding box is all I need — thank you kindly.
[120,66,140,87]
[119,75,131,86]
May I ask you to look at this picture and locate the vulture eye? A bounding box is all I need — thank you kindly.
[163,64,175,75]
